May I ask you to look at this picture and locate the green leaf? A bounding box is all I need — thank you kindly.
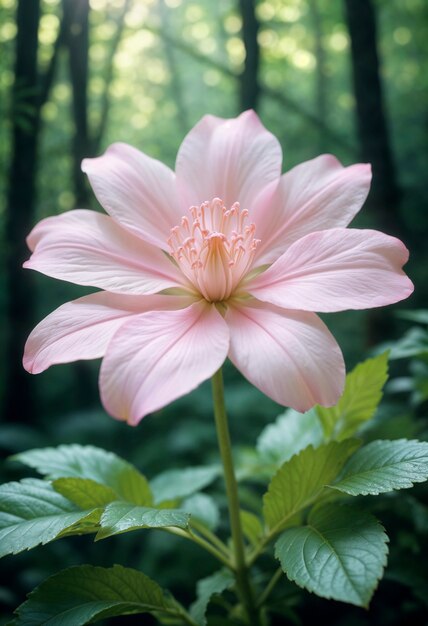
[257,408,323,466]
[53,478,118,508]
[331,439,428,496]
[183,493,219,530]
[275,504,388,607]
[0,479,99,558]
[190,569,234,626]
[263,440,360,532]
[96,502,190,540]
[240,510,263,547]
[388,327,428,360]
[396,309,428,325]
[13,564,184,625]
[315,352,389,440]
[150,466,220,504]
[12,445,152,506]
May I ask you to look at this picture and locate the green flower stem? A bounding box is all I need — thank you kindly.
[211,368,260,626]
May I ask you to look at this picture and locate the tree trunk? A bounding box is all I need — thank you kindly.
[238,0,260,111]
[3,0,41,424]
[62,0,99,406]
[63,0,91,207]
[344,0,402,235]
[344,0,403,344]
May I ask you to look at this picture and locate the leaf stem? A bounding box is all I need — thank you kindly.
[211,368,261,626]
[190,518,230,557]
[256,567,283,608]
[165,526,232,569]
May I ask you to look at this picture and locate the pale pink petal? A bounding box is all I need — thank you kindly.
[226,301,344,411]
[175,110,281,213]
[100,301,229,424]
[254,155,372,264]
[24,292,193,374]
[248,228,414,312]
[24,210,186,294]
[82,143,181,249]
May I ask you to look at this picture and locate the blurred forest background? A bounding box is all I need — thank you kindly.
[0,0,427,624]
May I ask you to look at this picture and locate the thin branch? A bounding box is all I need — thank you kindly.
[143,23,357,155]
[92,0,132,153]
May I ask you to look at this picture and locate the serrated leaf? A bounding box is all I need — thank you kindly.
[53,478,118,508]
[12,445,152,506]
[0,479,99,558]
[315,352,389,440]
[150,466,220,504]
[331,439,428,496]
[190,569,234,626]
[263,440,360,533]
[240,510,263,547]
[275,504,388,607]
[13,564,183,625]
[257,408,323,466]
[96,502,190,540]
[183,493,219,530]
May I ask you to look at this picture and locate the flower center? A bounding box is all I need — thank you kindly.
[167,198,260,302]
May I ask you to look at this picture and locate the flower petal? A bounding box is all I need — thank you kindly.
[24,292,192,374]
[254,155,372,264]
[176,110,282,213]
[24,210,185,294]
[100,301,230,425]
[82,143,181,249]
[226,301,344,411]
[248,228,413,312]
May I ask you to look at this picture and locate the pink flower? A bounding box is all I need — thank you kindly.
[23,111,413,425]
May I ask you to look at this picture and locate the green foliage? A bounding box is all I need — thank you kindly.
[12,564,185,626]
[0,479,100,558]
[12,445,153,505]
[190,569,234,626]
[385,327,428,360]
[315,352,389,440]
[256,408,323,467]
[240,510,263,547]
[182,493,219,530]
[331,439,428,496]
[275,504,388,608]
[150,466,220,504]
[263,440,360,533]
[96,502,190,540]
[53,477,119,508]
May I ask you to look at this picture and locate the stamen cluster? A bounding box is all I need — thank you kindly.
[168,198,260,302]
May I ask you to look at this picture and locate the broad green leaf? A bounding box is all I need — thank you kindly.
[275,504,388,607]
[150,466,220,504]
[263,440,359,532]
[13,564,183,625]
[183,493,219,530]
[315,352,389,440]
[331,439,428,496]
[0,479,99,558]
[257,408,323,466]
[53,478,118,508]
[240,510,263,547]
[190,569,234,626]
[12,445,152,506]
[96,502,190,540]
